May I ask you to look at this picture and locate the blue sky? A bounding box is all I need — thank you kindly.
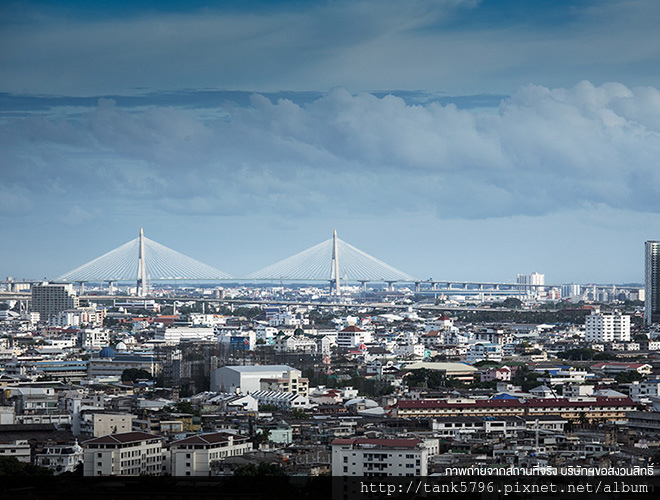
[1,0,660,285]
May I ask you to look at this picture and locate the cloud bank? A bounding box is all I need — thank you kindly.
[2,81,660,225]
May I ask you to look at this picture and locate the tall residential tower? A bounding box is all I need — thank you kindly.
[645,241,660,325]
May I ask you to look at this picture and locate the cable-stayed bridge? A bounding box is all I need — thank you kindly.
[54,228,415,296]
[56,228,233,296]
[245,230,415,293]
[36,228,642,300]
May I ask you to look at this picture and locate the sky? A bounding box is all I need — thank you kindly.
[2,0,660,285]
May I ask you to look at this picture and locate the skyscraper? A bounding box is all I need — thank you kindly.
[645,241,660,325]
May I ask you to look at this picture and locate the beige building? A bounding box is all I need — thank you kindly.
[169,432,252,476]
[83,431,162,476]
[260,370,309,396]
[90,413,135,437]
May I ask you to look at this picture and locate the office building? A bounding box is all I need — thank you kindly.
[645,241,660,324]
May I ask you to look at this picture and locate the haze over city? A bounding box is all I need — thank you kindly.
[2,0,660,284]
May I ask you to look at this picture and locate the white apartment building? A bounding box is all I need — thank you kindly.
[155,326,216,345]
[169,432,252,476]
[585,311,631,343]
[255,324,278,344]
[424,315,453,332]
[331,438,428,476]
[269,311,304,327]
[517,272,545,297]
[465,343,503,364]
[561,283,582,298]
[337,326,372,349]
[274,335,317,353]
[393,343,425,358]
[629,379,660,402]
[83,431,163,476]
[79,329,111,350]
[0,440,31,463]
[35,442,84,474]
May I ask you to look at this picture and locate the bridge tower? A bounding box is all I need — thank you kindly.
[330,229,341,296]
[136,227,147,297]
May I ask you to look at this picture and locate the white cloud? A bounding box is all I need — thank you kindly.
[2,81,660,223]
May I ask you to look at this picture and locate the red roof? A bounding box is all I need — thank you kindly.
[83,431,161,445]
[525,397,634,408]
[397,399,525,409]
[340,325,365,333]
[395,397,635,410]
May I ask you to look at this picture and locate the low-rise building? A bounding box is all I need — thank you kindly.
[331,438,428,476]
[0,439,31,463]
[34,441,84,474]
[629,379,660,402]
[392,396,636,423]
[466,343,502,364]
[169,432,252,476]
[82,431,163,476]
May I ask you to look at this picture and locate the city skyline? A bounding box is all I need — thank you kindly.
[2,0,660,284]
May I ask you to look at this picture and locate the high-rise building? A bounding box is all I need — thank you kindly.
[517,272,545,297]
[561,283,582,299]
[516,272,545,286]
[646,241,660,325]
[585,311,630,343]
[31,282,79,321]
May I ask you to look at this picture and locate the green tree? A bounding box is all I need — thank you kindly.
[615,371,644,384]
[289,408,309,419]
[233,462,287,476]
[501,297,523,309]
[167,401,201,416]
[121,368,152,382]
[0,457,53,476]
